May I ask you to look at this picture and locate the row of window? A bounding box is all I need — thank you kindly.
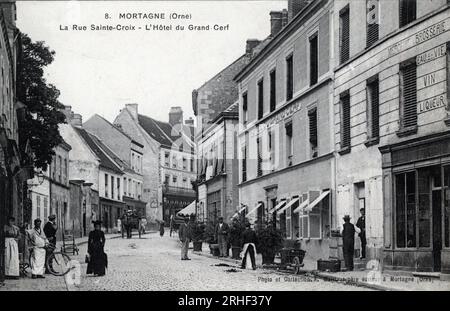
[34,194,49,220]
[51,154,69,185]
[104,173,143,201]
[339,0,417,64]
[164,173,191,188]
[164,151,195,172]
[131,151,143,174]
[241,107,318,182]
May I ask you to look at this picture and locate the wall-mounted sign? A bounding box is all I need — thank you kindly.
[366,0,379,25]
[416,44,446,65]
[265,101,301,127]
[417,94,447,114]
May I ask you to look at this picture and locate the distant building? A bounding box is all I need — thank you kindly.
[114,104,196,223]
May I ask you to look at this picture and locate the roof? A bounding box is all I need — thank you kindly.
[138,114,194,149]
[90,114,144,148]
[74,127,123,174]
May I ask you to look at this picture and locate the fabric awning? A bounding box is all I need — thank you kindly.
[177,200,196,216]
[277,197,299,215]
[268,200,286,213]
[293,199,309,214]
[305,190,330,212]
[245,203,262,217]
[231,205,247,219]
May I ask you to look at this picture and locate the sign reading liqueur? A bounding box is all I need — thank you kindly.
[417,94,447,114]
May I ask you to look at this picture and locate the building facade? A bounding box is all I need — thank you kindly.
[114,104,196,223]
[235,0,335,260]
[196,103,240,223]
[332,0,450,276]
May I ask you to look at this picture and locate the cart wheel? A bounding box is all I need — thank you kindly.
[293,256,301,274]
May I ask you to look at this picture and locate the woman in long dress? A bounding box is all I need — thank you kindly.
[4,216,20,279]
[159,220,165,237]
[86,220,107,276]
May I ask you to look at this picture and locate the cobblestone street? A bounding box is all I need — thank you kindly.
[2,232,371,291]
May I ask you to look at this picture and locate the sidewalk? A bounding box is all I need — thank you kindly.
[191,248,450,291]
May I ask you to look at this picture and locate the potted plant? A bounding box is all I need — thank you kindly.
[204,221,220,256]
[229,218,245,259]
[256,222,284,265]
[191,221,205,252]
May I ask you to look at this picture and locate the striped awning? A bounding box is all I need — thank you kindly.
[293,199,309,214]
[277,197,299,215]
[304,190,330,212]
[268,200,286,214]
[177,200,196,216]
[231,205,247,219]
[245,203,262,217]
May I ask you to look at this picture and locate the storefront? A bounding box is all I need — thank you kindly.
[381,131,450,276]
[100,197,125,233]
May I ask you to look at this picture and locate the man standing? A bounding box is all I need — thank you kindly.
[43,215,57,274]
[341,215,360,271]
[241,223,257,270]
[215,217,229,257]
[27,219,48,279]
[179,217,191,260]
[356,208,366,259]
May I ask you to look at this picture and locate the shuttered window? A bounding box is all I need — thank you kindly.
[308,108,318,158]
[400,60,417,128]
[258,79,264,119]
[309,33,318,86]
[366,0,379,47]
[367,76,380,139]
[257,136,262,177]
[242,145,247,182]
[285,122,293,166]
[340,92,351,149]
[242,92,248,124]
[270,69,276,112]
[339,6,350,64]
[286,55,294,101]
[399,0,416,28]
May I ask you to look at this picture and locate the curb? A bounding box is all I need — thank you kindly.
[192,251,400,291]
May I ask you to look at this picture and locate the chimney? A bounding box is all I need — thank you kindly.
[125,103,138,120]
[246,39,261,55]
[185,117,194,126]
[169,106,183,126]
[282,9,289,27]
[288,0,311,21]
[270,11,283,37]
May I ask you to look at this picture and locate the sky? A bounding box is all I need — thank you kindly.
[16,0,287,124]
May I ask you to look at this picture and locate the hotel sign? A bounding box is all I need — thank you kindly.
[387,20,446,57]
[265,102,301,127]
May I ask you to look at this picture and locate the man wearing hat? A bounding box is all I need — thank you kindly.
[341,215,360,271]
[179,217,192,260]
[44,215,58,274]
[356,208,366,259]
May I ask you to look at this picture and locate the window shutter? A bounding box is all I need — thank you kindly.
[270,70,276,112]
[400,61,417,128]
[400,0,416,28]
[308,108,318,145]
[286,55,294,101]
[309,34,318,86]
[366,0,379,47]
[258,79,264,119]
[341,92,351,148]
[340,7,350,64]
[257,137,262,177]
[369,79,380,137]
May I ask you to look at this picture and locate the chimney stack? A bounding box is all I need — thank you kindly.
[169,106,183,126]
[288,0,311,21]
[282,9,289,27]
[125,103,138,120]
[60,106,83,127]
[246,39,261,55]
[270,11,284,37]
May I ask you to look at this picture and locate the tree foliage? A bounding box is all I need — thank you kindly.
[17,34,66,170]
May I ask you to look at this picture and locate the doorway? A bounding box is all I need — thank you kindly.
[432,189,442,272]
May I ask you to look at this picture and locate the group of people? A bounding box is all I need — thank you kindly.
[3,215,108,280]
[341,208,366,271]
[177,216,258,270]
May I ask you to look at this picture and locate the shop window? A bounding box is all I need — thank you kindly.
[399,59,417,130]
[395,171,416,248]
[270,69,276,112]
[366,0,379,48]
[285,122,293,166]
[286,54,294,101]
[418,168,431,248]
[309,33,318,86]
[242,92,248,124]
[444,165,450,248]
[308,107,318,158]
[366,76,380,140]
[257,78,264,120]
[339,6,350,64]
[399,0,416,28]
[340,91,351,150]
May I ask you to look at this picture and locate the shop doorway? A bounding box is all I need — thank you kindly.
[432,189,442,272]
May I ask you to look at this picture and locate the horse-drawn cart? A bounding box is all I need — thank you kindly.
[121,212,145,239]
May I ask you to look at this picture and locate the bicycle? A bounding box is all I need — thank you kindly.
[27,244,73,276]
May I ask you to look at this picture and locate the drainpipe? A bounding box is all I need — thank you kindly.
[222,121,227,220]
